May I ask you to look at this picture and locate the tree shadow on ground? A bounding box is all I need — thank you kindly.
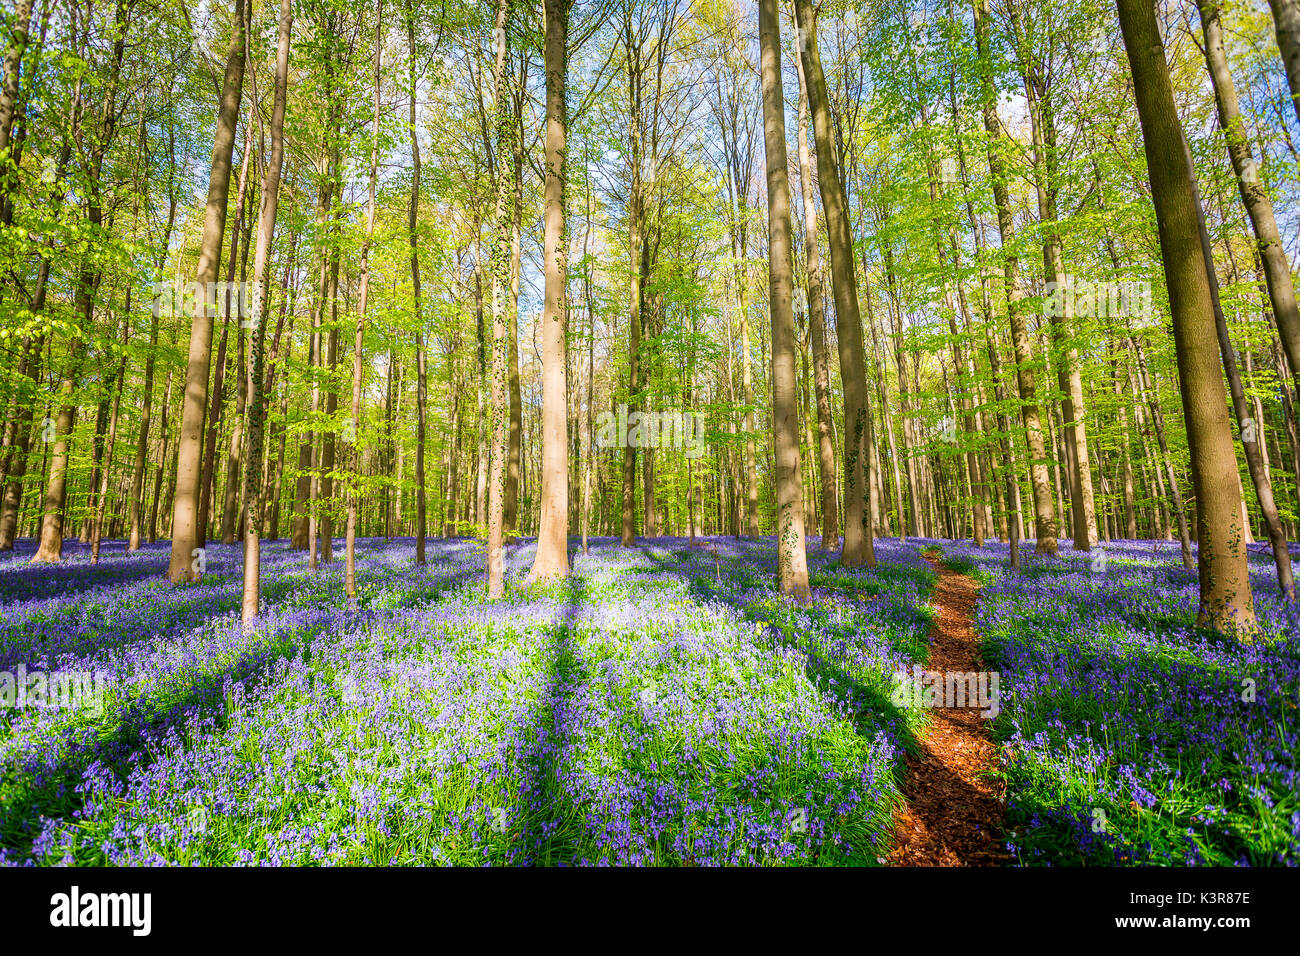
[633,542,922,755]
[0,561,483,863]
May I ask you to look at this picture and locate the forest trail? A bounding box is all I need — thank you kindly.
[888,552,1008,866]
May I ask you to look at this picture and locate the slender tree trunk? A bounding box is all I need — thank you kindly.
[505,98,524,535]
[443,361,461,537]
[147,348,175,544]
[793,35,839,551]
[201,106,255,547]
[1112,336,1139,539]
[581,163,595,554]
[881,245,922,536]
[486,0,512,597]
[793,0,874,567]
[33,2,128,563]
[407,7,427,566]
[292,188,329,552]
[760,0,810,598]
[0,273,48,550]
[168,0,245,581]
[1181,159,1295,597]
[621,34,642,548]
[345,8,381,607]
[90,320,129,562]
[1198,1,1300,423]
[319,260,340,564]
[129,190,176,551]
[528,0,571,583]
[1129,335,1191,557]
[220,320,247,544]
[864,272,906,540]
[474,253,488,531]
[1009,9,1097,549]
[974,0,1056,555]
[239,0,290,621]
[261,236,297,541]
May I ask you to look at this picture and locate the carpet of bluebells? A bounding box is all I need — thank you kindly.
[0,536,935,866]
[5,531,1293,867]
[935,538,1299,866]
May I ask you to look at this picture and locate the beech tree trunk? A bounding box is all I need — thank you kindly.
[345,8,381,608]
[1007,1,1097,550]
[90,321,129,563]
[793,0,874,568]
[974,0,1057,556]
[1199,1,1300,424]
[528,0,571,583]
[34,1,128,564]
[760,0,810,599]
[241,0,291,623]
[486,0,512,598]
[1117,0,1256,633]
[168,0,245,581]
[129,179,175,551]
[407,6,427,566]
[793,34,839,552]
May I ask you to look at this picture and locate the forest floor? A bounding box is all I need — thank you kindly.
[0,535,1294,865]
[888,553,1007,865]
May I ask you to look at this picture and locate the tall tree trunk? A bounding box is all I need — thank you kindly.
[345,8,381,608]
[1008,4,1097,550]
[1199,1,1300,422]
[1112,334,1139,539]
[942,228,988,548]
[793,0,874,568]
[974,0,1057,555]
[292,185,330,552]
[905,44,986,547]
[474,251,488,531]
[443,360,461,537]
[739,265,757,538]
[168,0,245,581]
[1129,334,1192,556]
[261,235,298,540]
[129,185,176,551]
[34,0,128,563]
[505,90,524,535]
[90,319,129,562]
[793,33,839,551]
[881,243,923,536]
[200,105,255,547]
[220,321,247,544]
[621,28,642,547]
[238,0,289,621]
[528,0,571,583]
[319,259,339,563]
[0,259,49,550]
[147,343,176,544]
[864,272,906,540]
[1180,149,1296,597]
[486,0,512,597]
[581,162,595,554]
[1117,0,1256,633]
[407,6,427,566]
[760,0,810,598]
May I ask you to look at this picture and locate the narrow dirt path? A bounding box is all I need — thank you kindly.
[888,552,1008,866]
